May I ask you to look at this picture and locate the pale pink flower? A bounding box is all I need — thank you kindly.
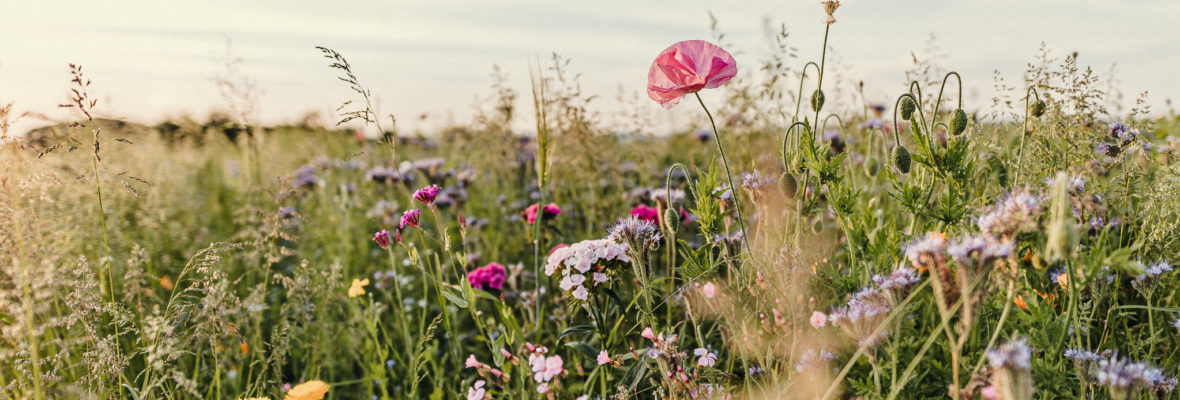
[571,285,589,300]
[467,380,487,400]
[593,272,609,285]
[597,350,611,365]
[536,382,549,394]
[465,354,482,369]
[810,311,828,328]
[695,348,718,368]
[701,282,718,299]
[641,327,656,340]
[981,386,998,400]
[647,40,738,109]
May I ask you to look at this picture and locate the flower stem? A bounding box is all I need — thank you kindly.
[695,93,751,260]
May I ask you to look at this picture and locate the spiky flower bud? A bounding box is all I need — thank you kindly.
[1030,100,1046,117]
[661,208,679,234]
[892,146,912,173]
[864,156,881,176]
[950,109,968,135]
[900,97,916,121]
[811,90,825,112]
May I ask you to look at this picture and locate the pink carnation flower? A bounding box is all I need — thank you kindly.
[523,202,562,224]
[467,262,508,291]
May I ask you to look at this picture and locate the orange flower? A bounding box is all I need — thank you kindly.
[239,341,249,355]
[1056,273,1069,287]
[160,275,174,291]
[1013,295,1028,311]
[285,380,329,400]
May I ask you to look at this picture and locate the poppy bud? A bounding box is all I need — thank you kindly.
[950,109,968,136]
[900,97,916,121]
[892,146,912,173]
[662,208,679,234]
[811,90,825,112]
[864,156,880,176]
[778,172,798,198]
[1030,100,1046,117]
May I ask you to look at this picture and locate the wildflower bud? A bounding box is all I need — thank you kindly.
[892,146,912,173]
[1030,100,1046,117]
[373,230,391,250]
[778,172,798,198]
[900,97,916,121]
[864,156,880,176]
[393,228,403,244]
[950,109,968,135]
[811,89,825,112]
[812,218,823,234]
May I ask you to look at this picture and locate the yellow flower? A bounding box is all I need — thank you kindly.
[348,278,370,298]
[1056,273,1069,287]
[285,380,330,400]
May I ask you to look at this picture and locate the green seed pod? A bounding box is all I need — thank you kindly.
[950,109,968,136]
[812,218,824,234]
[864,156,881,176]
[778,172,798,198]
[892,145,912,173]
[811,90,825,112]
[900,97,916,121]
[1031,100,1046,117]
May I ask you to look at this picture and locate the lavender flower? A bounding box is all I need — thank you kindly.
[607,216,663,251]
[871,267,919,294]
[292,165,319,189]
[986,338,1031,371]
[977,191,1042,240]
[1095,355,1154,398]
[947,234,1012,267]
[987,338,1034,400]
[828,288,891,348]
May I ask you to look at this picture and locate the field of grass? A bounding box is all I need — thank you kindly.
[3,4,1180,400]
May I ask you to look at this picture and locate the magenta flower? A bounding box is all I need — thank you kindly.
[373,230,391,250]
[413,184,441,206]
[399,209,421,229]
[523,202,561,224]
[630,204,660,223]
[647,40,737,109]
[629,204,689,225]
[467,262,508,291]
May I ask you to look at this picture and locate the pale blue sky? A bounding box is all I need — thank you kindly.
[2,1,1177,135]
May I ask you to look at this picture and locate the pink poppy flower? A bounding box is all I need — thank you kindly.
[641,327,655,340]
[810,311,827,328]
[647,40,737,109]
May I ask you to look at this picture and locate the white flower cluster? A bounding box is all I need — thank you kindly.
[545,239,630,300]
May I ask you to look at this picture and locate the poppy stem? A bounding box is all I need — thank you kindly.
[695,92,752,260]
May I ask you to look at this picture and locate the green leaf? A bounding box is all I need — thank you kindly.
[564,342,600,360]
[558,325,595,340]
[440,286,468,308]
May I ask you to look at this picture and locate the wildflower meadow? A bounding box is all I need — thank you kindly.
[3,2,1180,400]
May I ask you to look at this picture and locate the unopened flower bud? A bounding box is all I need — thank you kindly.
[864,156,881,176]
[900,97,917,121]
[892,146,912,173]
[778,172,798,198]
[1030,100,1046,117]
[811,89,825,112]
[950,109,968,135]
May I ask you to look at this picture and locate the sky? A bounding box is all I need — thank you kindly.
[2,1,1178,136]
